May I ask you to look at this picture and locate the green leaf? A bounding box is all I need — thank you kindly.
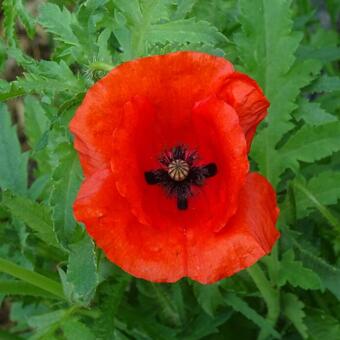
[150,283,181,326]
[283,293,308,339]
[310,75,340,93]
[0,80,26,102]
[24,96,49,149]
[280,122,340,173]
[0,103,28,194]
[193,282,223,316]
[62,319,95,340]
[50,143,82,246]
[94,275,131,339]
[146,18,227,46]
[1,191,59,248]
[2,0,17,46]
[17,60,86,95]
[297,45,340,63]
[278,250,321,290]
[294,171,340,219]
[113,0,225,60]
[294,99,337,126]
[28,309,66,339]
[0,280,56,299]
[118,303,178,339]
[0,257,64,299]
[24,96,52,175]
[224,292,280,339]
[38,3,79,46]
[0,329,22,340]
[65,235,98,305]
[306,309,340,340]
[287,229,340,300]
[16,0,36,39]
[182,310,232,340]
[173,0,198,19]
[251,60,321,186]
[235,0,322,185]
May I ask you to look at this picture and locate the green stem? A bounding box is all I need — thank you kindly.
[89,62,114,72]
[247,263,280,340]
[0,257,65,300]
[294,180,340,233]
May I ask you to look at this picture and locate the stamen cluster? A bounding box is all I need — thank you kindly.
[145,145,217,210]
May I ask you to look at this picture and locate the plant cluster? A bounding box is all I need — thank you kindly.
[0,0,339,339]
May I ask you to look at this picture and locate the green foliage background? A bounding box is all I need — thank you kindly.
[0,0,340,339]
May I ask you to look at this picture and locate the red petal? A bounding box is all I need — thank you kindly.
[110,95,248,232]
[187,172,280,284]
[74,169,186,282]
[218,72,270,150]
[70,52,234,177]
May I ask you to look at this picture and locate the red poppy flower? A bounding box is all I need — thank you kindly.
[70,51,280,284]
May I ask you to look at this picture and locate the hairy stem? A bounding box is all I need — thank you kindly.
[89,62,114,72]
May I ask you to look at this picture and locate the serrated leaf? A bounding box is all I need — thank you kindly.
[18,60,86,95]
[39,3,79,46]
[235,0,322,185]
[0,80,26,102]
[297,46,340,63]
[50,143,82,246]
[66,235,98,305]
[1,191,59,248]
[294,171,340,219]
[118,303,178,339]
[2,55,86,100]
[173,0,197,19]
[182,310,232,340]
[224,292,280,339]
[278,250,321,290]
[287,229,340,300]
[294,99,337,125]
[62,319,95,340]
[28,310,65,329]
[147,19,227,46]
[94,276,131,339]
[2,0,17,46]
[0,103,28,194]
[251,60,321,185]
[310,75,340,93]
[16,0,36,39]
[113,0,225,60]
[280,121,340,172]
[283,293,308,339]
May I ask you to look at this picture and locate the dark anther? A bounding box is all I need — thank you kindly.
[202,163,218,178]
[144,171,159,184]
[177,197,188,210]
[144,145,217,210]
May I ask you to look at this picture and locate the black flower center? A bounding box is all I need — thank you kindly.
[144,145,217,210]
